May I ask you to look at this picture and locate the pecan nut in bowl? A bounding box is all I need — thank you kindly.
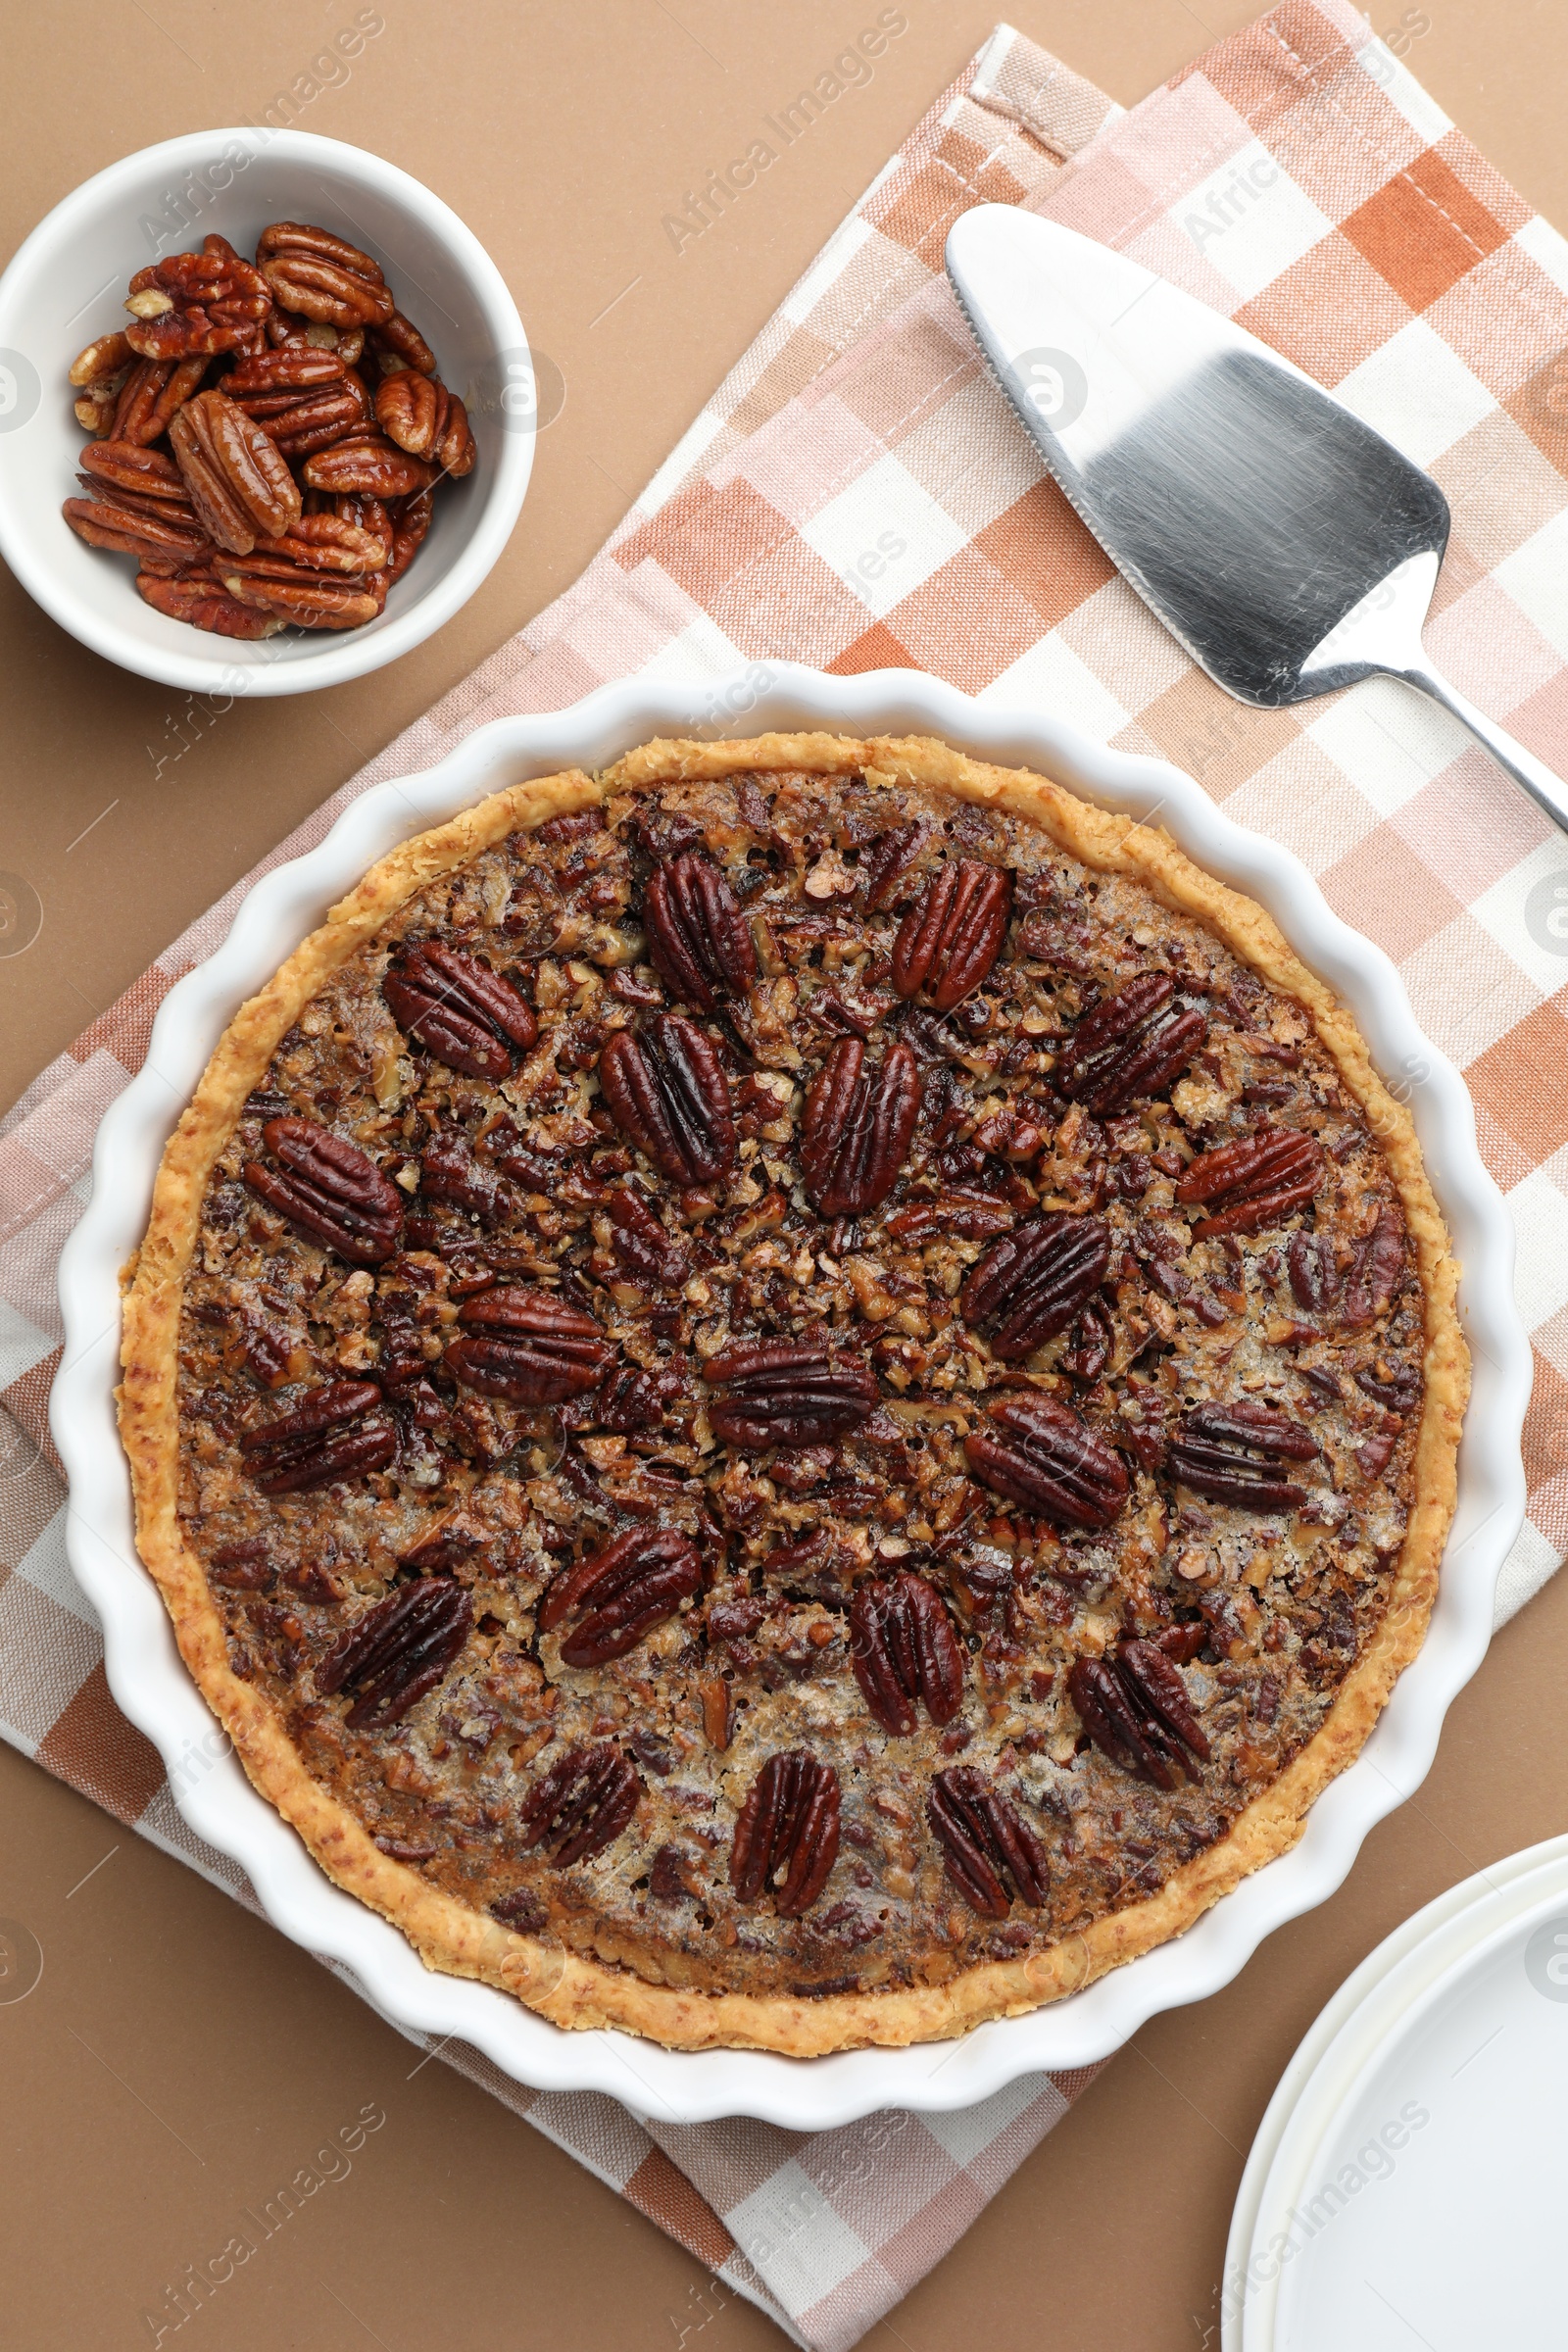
[218,563,382,631]
[255,220,395,329]
[301,433,435,499]
[54,209,487,655]
[136,571,286,639]
[169,389,302,554]
[123,237,271,360]
[374,370,477,476]
[117,730,1465,2057]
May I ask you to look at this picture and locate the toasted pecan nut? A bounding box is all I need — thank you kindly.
[445,1286,612,1404]
[540,1528,704,1666]
[850,1571,964,1735]
[225,345,347,397]
[252,511,388,573]
[265,307,366,364]
[64,497,209,564]
[965,1395,1129,1530]
[238,1379,398,1496]
[257,220,394,328]
[892,858,1012,1009]
[382,940,538,1079]
[226,346,370,456]
[74,471,201,528]
[79,438,188,497]
[301,433,434,498]
[730,1751,841,1915]
[1177,1126,1324,1239]
[123,240,271,359]
[643,851,757,1011]
[243,1114,404,1263]
[927,1767,1049,1915]
[318,1579,472,1729]
[1056,973,1207,1116]
[136,569,286,637]
[74,383,125,436]
[219,564,382,629]
[111,354,209,445]
[800,1037,921,1217]
[419,1125,510,1227]
[385,486,432,583]
[1068,1639,1210,1790]
[70,330,133,387]
[519,1743,642,1865]
[599,1013,735,1187]
[1167,1399,1316,1511]
[428,390,475,477]
[170,388,302,554]
[706,1339,879,1448]
[374,368,444,455]
[886,1191,1016,1245]
[370,310,438,374]
[259,392,371,462]
[959,1211,1111,1360]
[597,1360,686,1435]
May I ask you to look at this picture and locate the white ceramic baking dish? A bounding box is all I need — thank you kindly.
[51,664,1530,2129]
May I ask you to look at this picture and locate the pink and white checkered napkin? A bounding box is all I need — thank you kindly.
[7,6,1568,2339]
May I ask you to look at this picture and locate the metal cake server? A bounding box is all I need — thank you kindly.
[946,205,1568,835]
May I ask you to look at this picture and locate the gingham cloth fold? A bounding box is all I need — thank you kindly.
[6,7,1568,2342]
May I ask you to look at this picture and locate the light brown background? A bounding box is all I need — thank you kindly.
[2,3,1563,2346]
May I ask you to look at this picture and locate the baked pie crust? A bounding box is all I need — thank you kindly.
[119,733,1466,2054]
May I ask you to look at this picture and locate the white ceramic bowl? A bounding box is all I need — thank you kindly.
[0,128,533,694]
[51,665,1531,2128]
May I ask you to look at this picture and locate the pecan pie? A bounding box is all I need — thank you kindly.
[119,734,1466,2053]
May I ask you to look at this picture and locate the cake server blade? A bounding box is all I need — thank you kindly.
[946,204,1568,836]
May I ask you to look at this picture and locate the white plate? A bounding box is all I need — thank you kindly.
[49,663,1531,2128]
[1229,1838,1568,2348]
[1223,1834,1568,2347]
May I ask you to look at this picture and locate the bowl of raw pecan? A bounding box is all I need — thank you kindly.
[0,128,533,693]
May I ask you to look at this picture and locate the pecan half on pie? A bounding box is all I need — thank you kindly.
[120,733,1466,2054]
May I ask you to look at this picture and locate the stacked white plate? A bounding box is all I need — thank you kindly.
[1224,1833,1568,2348]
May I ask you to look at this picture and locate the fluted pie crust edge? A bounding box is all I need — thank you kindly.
[118,733,1468,2054]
